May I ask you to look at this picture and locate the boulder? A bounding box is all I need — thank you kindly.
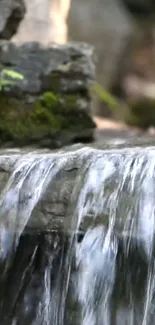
[0,41,96,147]
[0,0,26,40]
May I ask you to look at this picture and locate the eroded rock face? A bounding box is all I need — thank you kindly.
[0,41,96,147]
[0,0,26,40]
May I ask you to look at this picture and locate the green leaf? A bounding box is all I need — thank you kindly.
[90,82,118,110]
[1,69,24,80]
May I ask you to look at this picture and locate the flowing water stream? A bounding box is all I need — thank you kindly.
[0,143,155,324]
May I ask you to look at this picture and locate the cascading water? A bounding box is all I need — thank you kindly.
[0,145,155,324]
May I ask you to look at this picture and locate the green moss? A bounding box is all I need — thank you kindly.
[127,98,155,128]
[0,91,94,145]
[40,92,57,107]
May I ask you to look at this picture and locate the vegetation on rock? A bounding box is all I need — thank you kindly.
[0,69,24,91]
[0,91,95,146]
[0,42,95,147]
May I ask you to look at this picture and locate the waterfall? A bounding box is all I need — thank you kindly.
[0,145,155,324]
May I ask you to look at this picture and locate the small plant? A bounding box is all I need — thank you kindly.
[0,69,24,91]
[90,82,118,111]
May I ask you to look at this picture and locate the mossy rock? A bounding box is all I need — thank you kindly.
[127,98,155,128]
[0,92,95,147]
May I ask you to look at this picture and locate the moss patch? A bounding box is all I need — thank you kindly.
[0,91,95,146]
